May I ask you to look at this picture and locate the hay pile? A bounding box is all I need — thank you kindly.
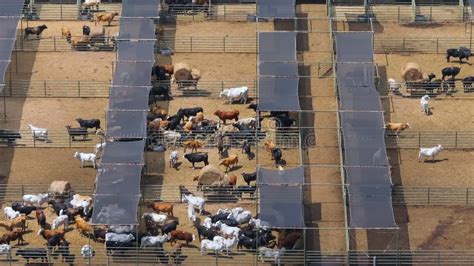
[401,62,423,82]
[194,165,225,186]
[48,181,72,196]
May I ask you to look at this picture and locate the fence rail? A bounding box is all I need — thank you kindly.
[374,37,474,54]
[385,131,474,149]
[392,186,474,205]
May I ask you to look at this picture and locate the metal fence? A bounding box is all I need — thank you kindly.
[157,36,257,53]
[13,35,116,52]
[374,37,474,54]
[392,186,474,205]
[385,131,474,149]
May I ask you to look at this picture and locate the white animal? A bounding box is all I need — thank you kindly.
[94,142,106,156]
[222,236,238,255]
[388,78,400,92]
[74,152,97,168]
[219,86,249,104]
[109,225,135,234]
[140,234,169,248]
[81,245,95,259]
[200,237,224,255]
[142,213,167,224]
[170,150,178,168]
[27,124,48,141]
[181,194,205,214]
[3,207,20,220]
[216,208,230,215]
[233,117,256,129]
[228,207,244,218]
[70,194,92,210]
[52,214,68,230]
[420,94,430,115]
[105,233,135,243]
[214,221,241,238]
[258,247,285,265]
[22,193,49,206]
[187,204,197,223]
[202,217,212,229]
[83,0,100,9]
[163,131,181,147]
[228,210,252,224]
[0,244,11,260]
[418,144,444,163]
[249,218,269,231]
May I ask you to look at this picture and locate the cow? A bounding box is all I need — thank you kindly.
[214,110,239,125]
[446,47,471,63]
[241,172,257,186]
[183,153,209,169]
[169,230,195,246]
[76,118,101,131]
[441,67,461,80]
[24,25,48,41]
[219,87,249,104]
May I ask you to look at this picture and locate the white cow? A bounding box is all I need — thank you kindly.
[140,235,169,248]
[169,150,178,168]
[228,210,252,224]
[27,124,48,141]
[81,245,95,259]
[94,142,106,156]
[418,144,444,163]
[83,0,100,9]
[3,207,20,220]
[201,237,224,255]
[0,244,11,260]
[249,218,269,231]
[219,86,249,104]
[222,236,238,255]
[52,215,69,229]
[105,233,135,243]
[109,225,135,234]
[214,221,240,238]
[420,94,430,115]
[187,204,197,223]
[70,194,92,210]
[258,247,285,265]
[202,217,213,229]
[74,152,97,168]
[234,118,256,129]
[142,213,167,224]
[182,194,205,214]
[23,193,49,206]
[388,78,400,92]
[163,131,181,147]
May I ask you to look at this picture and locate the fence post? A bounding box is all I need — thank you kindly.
[436,38,439,54]
[427,188,431,205]
[33,132,36,147]
[224,5,226,22]
[190,36,193,52]
[398,6,400,23]
[466,188,469,205]
[44,80,47,97]
[430,7,433,22]
[54,36,56,52]
[455,131,458,149]
[418,131,421,148]
[78,81,81,97]
[223,36,226,53]
[403,37,406,51]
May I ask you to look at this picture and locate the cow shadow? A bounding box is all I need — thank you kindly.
[227,165,242,172]
[422,158,448,163]
[172,162,183,171]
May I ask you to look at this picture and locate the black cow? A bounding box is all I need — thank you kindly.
[82,25,91,36]
[210,212,230,223]
[241,172,257,186]
[177,107,203,121]
[150,86,171,101]
[274,116,295,128]
[247,103,258,112]
[241,140,251,159]
[24,25,47,40]
[15,205,37,217]
[463,76,474,90]
[58,240,74,263]
[16,248,48,263]
[196,224,219,241]
[183,152,209,169]
[93,227,107,242]
[48,200,69,216]
[47,234,63,252]
[272,148,283,165]
[162,220,179,235]
[446,47,471,63]
[167,114,184,131]
[76,118,101,130]
[105,241,134,255]
[151,65,168,81]
[270,111,289,118]
[441,67,461,80]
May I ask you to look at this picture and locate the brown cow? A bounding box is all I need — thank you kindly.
[228,175,237,186]
[148,202,174,217]
[218,154,239,173]
[160,64,174,75]
[36,210,46,229]
[38,229,65,241]
[183,140,205,153]
[0,215,28,232]
[277,231,301,249]
[169,230,195,246]
[214,110,239,125]
[75,216,93,238]
[0,228,26,245]
[95,11,119,26]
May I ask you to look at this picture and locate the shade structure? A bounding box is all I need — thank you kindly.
[0,18,19,38]
[100,140,145,164]
[336,63,375,87]
[0,0,24,17]
[258,166,304,185]
[121,0,160,18]
[91,194,141,225]
[344,166,392,187]
[340,111,384,129]
[112,61,154,87]
[0,39,15,61]
[109,86,151,110]
[257,0,296,18]
[117,41,155,62]
[258,76,300,111]
[258,32,297,62]
[259,62,299,77]
[347,186,397,229]
[106,110,147,139]
[471,0,474,18]
[95,164,143,195]
[259,185,304,228]
[334,32,374,63]
[0,61,9,85]
[118,18,157,40]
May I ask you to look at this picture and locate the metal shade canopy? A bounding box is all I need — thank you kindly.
[258,32,297,62]
[91,194,141,225]
[121,0,160,18]
[117,41,155,62]
[335,32,374,63]
[0,0,24,17]
[258,166,304,185]
[95,164,143,195]
[113,61,154,87]
[100,140,146,164]
[259,185,304,228]
[258,76,300,111]
[257,0,296,18]
[118,18,157,40]
[109,86,151,111]
[259,62,299,77]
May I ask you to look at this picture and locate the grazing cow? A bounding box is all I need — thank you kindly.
[148,202,174,217]
[82,25,91,36]
[169,151,179,168]
[141,234,169,248]
[182,194,205,214]
[0,229,25,245]
[24,25,48,40]
[214,110,239,125]
[76,118,101,130]
[259,247,285,264]
[249,218,269,231]
[385,122,410,133]
[418,144,444,163]
[151,65,168,81]
[27,124,48,141]
[58,240,73,263]
[3,207,20,220]
[108,225,135,234]
[210,212,230,223]
[218,154,239,172]
[83,0,100,9]
[74,152,97,168]
[274,116,295,129]
[52,215,68,230]
[162,220,179,235]
[169,230,196,245]
[228,175,237,186]
[95,11,119,26]
[48,200,68,216]
[441,67,461,80]
[241,172,257,186]
[36,210,46,229]
[75,216,94,238]
[222,236,238,255]
[47,234,63,252]
[23,193,49,206]
[227,210,252,224]
[234,118,256,129]
[248,103,258,112]
[183,140,205,153]
[150,85,172,101]
[446,47,471,63]
[105,240,133,255]
[219,87,249,104]
[174,68,200,89]
[183,153,209,169]
[16,248,48,263]
[61,26,72,43]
